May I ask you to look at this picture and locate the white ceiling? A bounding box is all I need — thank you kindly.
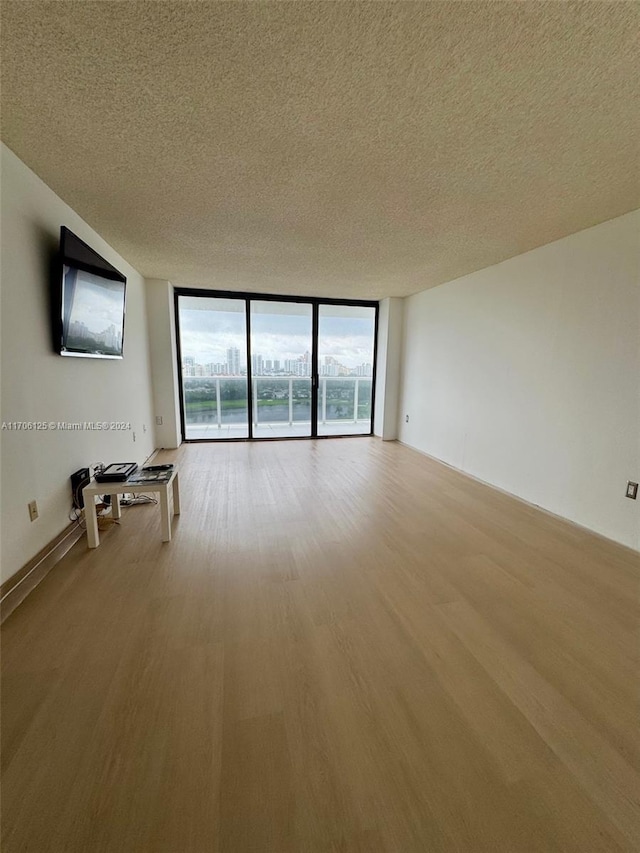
[1,1,638,299]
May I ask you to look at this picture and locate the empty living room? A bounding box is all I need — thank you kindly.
[1,2,638,852]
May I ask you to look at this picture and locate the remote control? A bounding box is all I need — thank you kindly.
[143,464,174,471]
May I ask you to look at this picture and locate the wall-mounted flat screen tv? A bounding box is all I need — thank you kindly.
[54,226,127,359]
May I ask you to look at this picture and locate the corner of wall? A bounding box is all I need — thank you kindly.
[145,279,182,449]
[374,296,404,441]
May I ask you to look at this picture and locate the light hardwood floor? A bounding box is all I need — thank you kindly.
[2,438,639,852]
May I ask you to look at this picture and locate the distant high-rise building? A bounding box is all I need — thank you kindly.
[321,363,338,377]
[251,353,264,375]
[273,360,281,371]
[227,347,241,375]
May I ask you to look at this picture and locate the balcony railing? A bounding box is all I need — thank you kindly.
[183,374,371,434]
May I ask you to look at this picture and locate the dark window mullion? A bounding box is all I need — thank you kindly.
[245,299,254,439]
[175,292,187,442]
[369,302,380,436]
[311,303,319,437]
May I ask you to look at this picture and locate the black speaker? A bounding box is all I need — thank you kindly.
[70,467,90,509]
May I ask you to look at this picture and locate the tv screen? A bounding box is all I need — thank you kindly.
[55,227,127,359]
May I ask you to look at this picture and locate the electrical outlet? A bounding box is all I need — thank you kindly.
[405,414,409,423]
[28,500,39,522]
[142,423,147,433]
[626,481,638,500]
[155,415,163,426]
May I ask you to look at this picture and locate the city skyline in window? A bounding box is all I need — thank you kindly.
[179,303,375,369]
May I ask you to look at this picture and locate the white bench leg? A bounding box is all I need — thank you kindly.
[172,473,181,515]
[160,487,172,542]
[85,498,99,548]
[111,494,121,520]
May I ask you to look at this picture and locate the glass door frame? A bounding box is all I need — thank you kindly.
[174,288,379,442]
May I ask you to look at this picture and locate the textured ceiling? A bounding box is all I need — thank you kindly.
[1,1,638,299]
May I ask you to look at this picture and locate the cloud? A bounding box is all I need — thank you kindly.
[178,305,375,366]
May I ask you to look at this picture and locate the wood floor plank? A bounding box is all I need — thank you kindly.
[220,712,294,852]
[438,598,640,848]
[2,438,639,852]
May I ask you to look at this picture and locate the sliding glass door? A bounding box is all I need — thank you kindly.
[250,300,313,438]
[317,304,376,436]
[176,291,377,441]
[178,296,249,440]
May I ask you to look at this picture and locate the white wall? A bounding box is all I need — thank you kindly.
[0,145,156,583]
[374,297,404,440]
[398,211,640,551]
[145,279,182,449]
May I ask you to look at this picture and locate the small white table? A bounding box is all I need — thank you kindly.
[82,468,180,548]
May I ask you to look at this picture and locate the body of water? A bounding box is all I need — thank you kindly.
[186,402,365,424]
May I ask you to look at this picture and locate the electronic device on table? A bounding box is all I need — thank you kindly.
[94,462,138,482]
[70,467,91,508]
[127,469,173,483]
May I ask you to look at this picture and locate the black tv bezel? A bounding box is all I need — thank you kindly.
[54,226,128,360]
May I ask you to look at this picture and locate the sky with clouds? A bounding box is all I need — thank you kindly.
[178,298,375,368]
